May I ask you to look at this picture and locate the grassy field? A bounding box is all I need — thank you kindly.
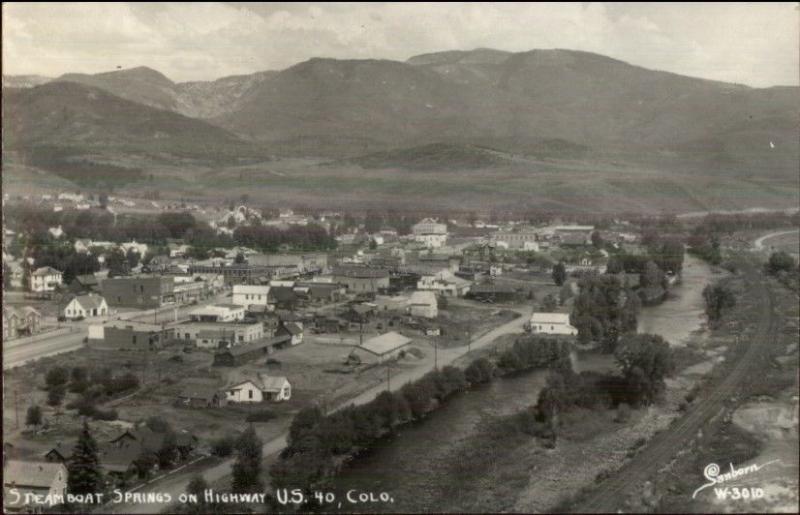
[4,151,798,216]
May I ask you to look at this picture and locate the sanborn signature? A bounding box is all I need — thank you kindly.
[692,460,782,499]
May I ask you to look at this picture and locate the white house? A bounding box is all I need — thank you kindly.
[412,218,448,248]
[3,460,68,512]
[232,285,272,310]
[29,266,62,293]
[225,374,291,403]
[527,312,578,335]
[120,240,148,256]
[408,290,438,319]
[189,304,245,322]
[48,226,65,239]
[417,271,471,297]
[350,331,412,364]
[63,294,108,319]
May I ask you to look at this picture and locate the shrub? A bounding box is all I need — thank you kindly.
[465,357,494,385]
[246,410,278,423]
[210,436,236,457]
[45,367,69,389]
[615,403,631,423]
[47,386,66,407]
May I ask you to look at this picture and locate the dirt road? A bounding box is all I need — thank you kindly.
[573,260,777,512]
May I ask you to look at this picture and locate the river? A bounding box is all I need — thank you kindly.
[328,254,715,512]
[637,253,715,347]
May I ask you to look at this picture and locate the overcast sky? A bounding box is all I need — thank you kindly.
[3,2,798,87]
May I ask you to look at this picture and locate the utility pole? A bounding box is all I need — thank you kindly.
[386,364,391,391]
[14,389,19,429]
[434,339,438,370]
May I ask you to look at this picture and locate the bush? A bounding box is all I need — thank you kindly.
[615,403,631,423]
[47,386,66,407]
[45,367,69,389]
[246,410,278,423]
[210,436,236,457]
[465,357,494,385]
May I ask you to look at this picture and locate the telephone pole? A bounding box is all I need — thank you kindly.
[386,364,392,391]
[14,389,19,429]
[434,339,438,370]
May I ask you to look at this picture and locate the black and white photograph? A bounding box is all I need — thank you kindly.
[2,2,799,514]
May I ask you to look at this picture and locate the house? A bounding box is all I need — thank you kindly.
[527,313,578,335]
[101,276,175,309]
[350,331,412,364]
[63,294,108,319]
[3,460,68,512]
[467,282,519,303]
[267,286,299,310]
[120,240,148,256]
[101,425,197,480]
[232,285,272,310]
[333,266,390,294]
[100,320,169,349]
[492,230,539,250]
[30,266,62,293]
[408,290,438,319]
[277,321,304,345]
[68,274,100,294]
[48,225,65,239]
[412,218,448,248]
[224,373,292,403]
[3,306,43,340]
[188,304,245,322]
[212,334,292,366]
[174,320,264,349]
[416,271,471,297]
[176,380,227,408]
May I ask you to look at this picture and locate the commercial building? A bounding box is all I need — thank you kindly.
[101,276,175,309]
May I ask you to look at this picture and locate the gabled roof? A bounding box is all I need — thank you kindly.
[409,290,437,306]
[32,266,61,276]
[3,460,66,488]
[73,274,99,286]
[179,380,221,401]
[360,331,412,356]
[281,322,303,335]
[530,312,572,325]
[220,334,291,357]
[71,294,106,310]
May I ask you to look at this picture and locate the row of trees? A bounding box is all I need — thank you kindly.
[272,337,575,493]
[571,274,641,352]
[232,224,336,253]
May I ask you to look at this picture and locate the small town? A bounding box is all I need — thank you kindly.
[2,3,799,515]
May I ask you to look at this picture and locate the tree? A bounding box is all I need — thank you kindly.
[591,231,604,249]
[68,422,102,495]
[465,357,494,384]
[641,261,665,289]
[98,193,109,210]
[288,406,324,448]
[106,248,128,277]
[232,425,264,494]
[47,386,66,407]
[541,294,558,312]
[126,248,140,269]
[46,366,70,389]
[26,405,43,427]
[615,334,675,406]
[156,431,179,469]
[3,261,10,289]
[234,252,246,264]
[767,251,796,275]
[187,475,209,506]
[552,262,567,286]
[703,283,736,326]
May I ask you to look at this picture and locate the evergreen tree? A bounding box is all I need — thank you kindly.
[231,425,263,494]
[552,262,567,286]
[26,405,43,427]
[68,421,102,495]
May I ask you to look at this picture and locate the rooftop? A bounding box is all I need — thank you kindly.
[3,460,66,488]
[360,331,412,356]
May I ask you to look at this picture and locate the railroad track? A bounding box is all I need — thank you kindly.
[573,263,777,513]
